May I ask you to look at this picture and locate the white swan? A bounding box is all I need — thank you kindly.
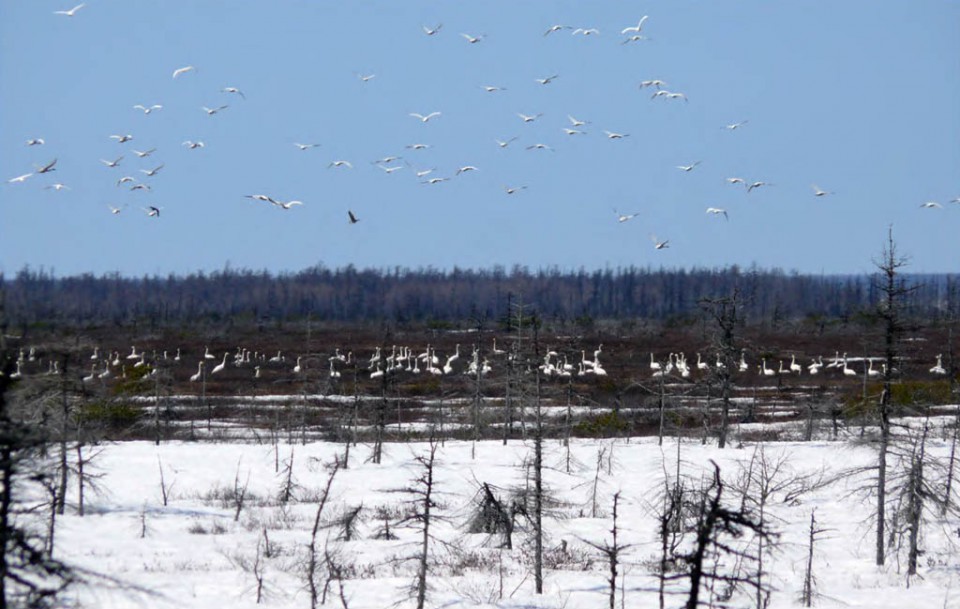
[759,359,776,377]
[212,353,228,375]
[842,358,857,377]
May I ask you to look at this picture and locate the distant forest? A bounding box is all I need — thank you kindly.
[2,265,959,327]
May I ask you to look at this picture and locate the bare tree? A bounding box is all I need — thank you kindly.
[675,462,772,609]
[306,458,340,609]
[0,336,77,607]
[872,226,915,566]
[232,459,250,522]
[699,288,745,449]
[732,446,827,608]
[799,510,827,607]
[583,492,631,609]
[390,439,441,609]
[277,446,298,504]
[157,456,174,507]
[466,482,517,550]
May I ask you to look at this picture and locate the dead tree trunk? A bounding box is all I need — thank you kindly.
[873,226,914,566]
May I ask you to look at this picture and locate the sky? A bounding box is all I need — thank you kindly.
[1,1,958,278]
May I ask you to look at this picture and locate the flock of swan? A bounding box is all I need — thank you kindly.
[1,340,951,387]
[11,5,956,257]
[649,350,950,380]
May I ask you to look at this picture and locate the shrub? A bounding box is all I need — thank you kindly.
[574,411,629,437]
[80,400,142,431]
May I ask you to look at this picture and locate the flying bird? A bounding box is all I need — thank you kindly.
[651,90,685,101]
[348,210,359,224]
[116,176,135,186]
[526,143,553,151]
[144,206,161,217]
[615,210,639,223]
[172,65,195,79]
[568,115,589,127]
[410,111,441,123]
[621,16,649,34]
[406,143,430,150]
[604,131,629,139]
[563,128,587,135]
[202,105,228,116]
[45,183,70,191]
[460,33,484,44]
[651,235,670,250]
[481,85,506,92]
[140,164,165,177]
[26,138,45,146]
[544,24,570,36]
[53,3,85,17]
[422,24,443,36]
[676,161,701,172]
[455,165,478,176]
[182,140,205,149]
[621,35,649,45]
[377,164,404,174]
[639,79,667,89]
[357,73,375,83]
[293,143,319,151]
[421,177,448,185]
[747,181,771,193]
[133,104,163,115]
[518,113,543,123]
[920,201,943,209]
[723,120,748,130]
[535,74,559,85]
[495,137,518,148]
[221,87,245,99]
[100,156,123,168]
[273,199,303,210]
[328,160,353,169]
[706,207,729,219]
[110,134,133,143]
[7,173,33,184]
[130,183,151,192]
[246,194,276,204]
[572,28,600,36]
[107,204,126,215]
[726,177,746,186]
[36,159,57,174]
[504,186,527,195]
[811,184,834,197]
[133,148,156,158]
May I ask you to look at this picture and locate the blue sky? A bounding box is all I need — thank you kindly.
[2,1,958,278]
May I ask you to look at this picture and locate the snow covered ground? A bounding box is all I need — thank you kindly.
[49,428,960,608]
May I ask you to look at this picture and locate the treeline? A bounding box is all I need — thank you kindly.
[2,264,958,327]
